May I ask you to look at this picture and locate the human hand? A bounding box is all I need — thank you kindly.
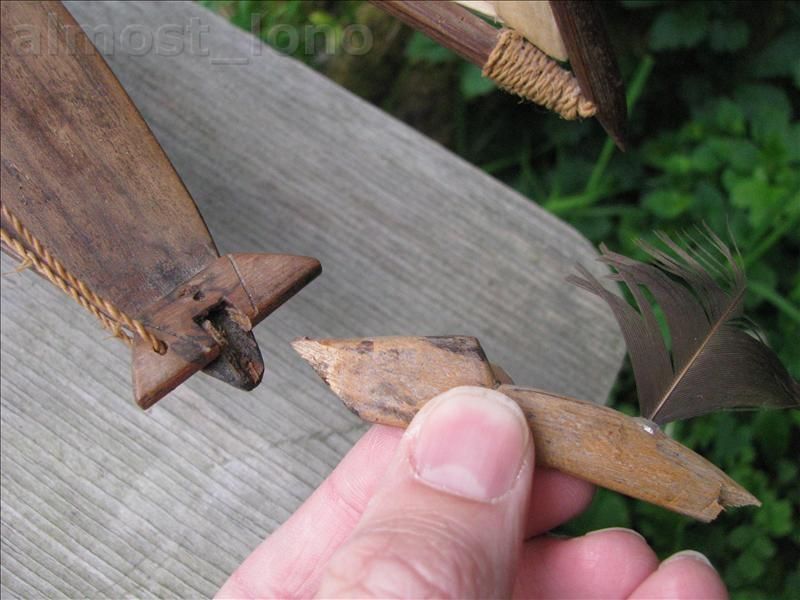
[217,386,727,599]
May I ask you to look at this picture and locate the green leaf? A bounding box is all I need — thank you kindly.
[734,84,792,143]
[746,262,777,310]
[729,177,782,228]
[405,31,455,64]
[750,535,777,560]
[562,489,632,534]
[752,411,790,462]
[573,216,613,241]
[692,179,727,231]
[642,189,694,218]
[709,19,749,53]
[728,140,761,172]
[649,5,709,51]
[308,10,335,26]
[689,143,721,173]
[459,63,495,100]
[747,29,800,79]
[776,460,798,485]
[712,99,746,135]
[732,547,767,583]
[787,123,800,162]
[755,497,793,536]
[708,137,761,172]
[728,525,756,549]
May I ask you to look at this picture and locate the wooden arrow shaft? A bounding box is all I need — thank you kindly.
[293,336,759,522]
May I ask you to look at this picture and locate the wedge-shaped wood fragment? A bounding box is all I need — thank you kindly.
[293,335,759,521]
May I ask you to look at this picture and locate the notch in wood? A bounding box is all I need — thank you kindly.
[133,253,320,408]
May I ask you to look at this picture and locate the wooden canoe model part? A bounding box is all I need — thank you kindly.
[295,231,799,522]
[0,1,320,408]
[372,0,628,149]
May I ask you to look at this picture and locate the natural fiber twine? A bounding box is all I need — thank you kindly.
[483,29,596,120]
[0,204,166,353]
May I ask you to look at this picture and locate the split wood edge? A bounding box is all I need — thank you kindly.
[293,336,760,522]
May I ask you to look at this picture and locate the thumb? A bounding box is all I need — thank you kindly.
[316,386,534,599]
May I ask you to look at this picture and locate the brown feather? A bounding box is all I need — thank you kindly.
[568,227,799,424]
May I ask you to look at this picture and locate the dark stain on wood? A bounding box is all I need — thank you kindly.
[355,339,375,354]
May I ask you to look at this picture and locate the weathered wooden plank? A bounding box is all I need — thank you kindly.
[0,1,624,597]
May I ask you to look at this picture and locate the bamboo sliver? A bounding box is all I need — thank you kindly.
[293,336,759,522]
[501,386,759,521]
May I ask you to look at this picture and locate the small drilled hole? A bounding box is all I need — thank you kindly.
[193,290,205,301]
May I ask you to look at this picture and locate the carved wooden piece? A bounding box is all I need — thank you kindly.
[293,336,759,522]
[549,1,628,149]
[0,1,320,406]
[373,0,627,147]
[134,254,320,408]
[371,0,499,67]
[453,0,568,61]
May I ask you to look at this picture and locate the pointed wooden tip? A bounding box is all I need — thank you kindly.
[719,482,761,511]
[291,337,339,385]
[549,0,628,151]
[293,336,498,426]
[229,254,321,327]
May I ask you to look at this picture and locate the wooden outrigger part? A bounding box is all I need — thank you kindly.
[0,1,320,407]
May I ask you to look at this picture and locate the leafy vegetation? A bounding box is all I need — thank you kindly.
[202,1,799,596]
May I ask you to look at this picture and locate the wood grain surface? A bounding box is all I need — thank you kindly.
[0,1,624,597]
[0,1,219,315]
[371,1,499,66]
[294,336,759,522]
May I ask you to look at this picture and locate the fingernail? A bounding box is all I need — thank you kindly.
[663,550,715,570]
[410,386,530,502]
[585,527,646,542]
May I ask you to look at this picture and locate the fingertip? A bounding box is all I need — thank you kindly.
[662,549,714,569]
[526,469,595,536]
[578,528,659,591]
[630,550,727,599]
[515,527,658,598]
[317,387,535,599]
[584,526,647,543]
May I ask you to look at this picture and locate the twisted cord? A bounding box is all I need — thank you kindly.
[483,29,596,120]
[1,205,166,353]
